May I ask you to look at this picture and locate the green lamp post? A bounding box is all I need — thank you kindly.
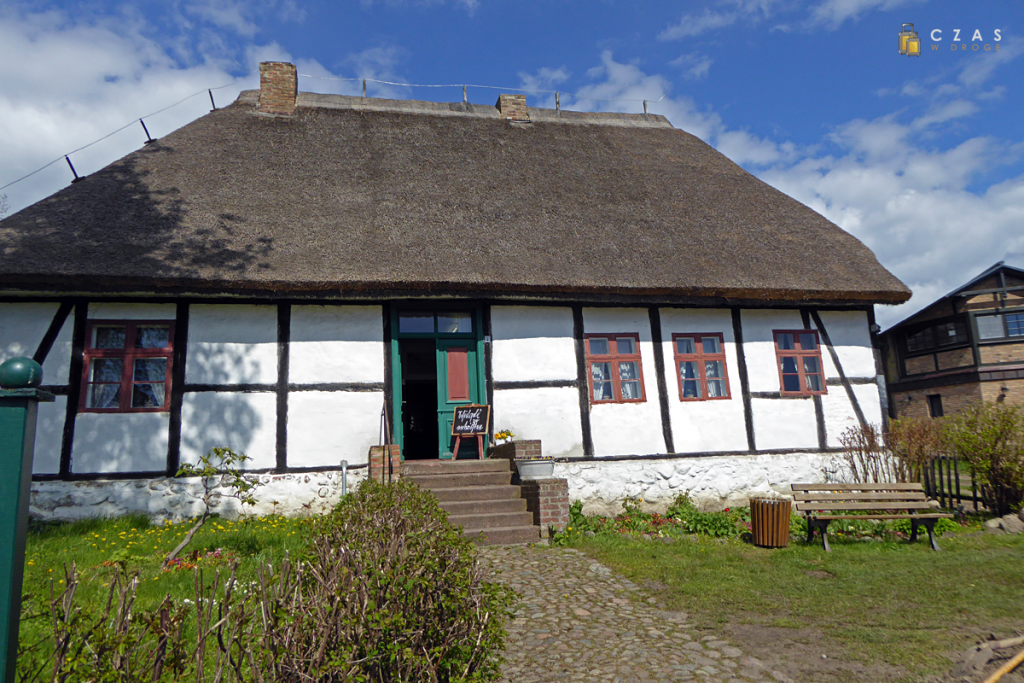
[0,358,53,683]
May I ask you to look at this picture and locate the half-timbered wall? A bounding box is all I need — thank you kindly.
[582,307,667,456]
[658,308,748,452]
[490,306,584,458]
[3,298,885,515]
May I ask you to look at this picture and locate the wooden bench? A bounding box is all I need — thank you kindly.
[791,483,953,552]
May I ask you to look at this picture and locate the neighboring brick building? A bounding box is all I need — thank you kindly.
[881,262,1024,419]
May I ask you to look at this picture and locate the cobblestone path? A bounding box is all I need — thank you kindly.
[479,545,793,683]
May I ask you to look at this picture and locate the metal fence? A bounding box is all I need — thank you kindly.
[922,455,989,511]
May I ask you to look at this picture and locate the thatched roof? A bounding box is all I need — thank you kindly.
[0,90,909,304]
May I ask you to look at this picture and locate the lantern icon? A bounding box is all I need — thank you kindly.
[899,23,921,56]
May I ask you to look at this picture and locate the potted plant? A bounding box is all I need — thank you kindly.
[511,439,554,480]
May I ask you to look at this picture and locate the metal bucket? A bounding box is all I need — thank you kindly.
[750,498,792,548]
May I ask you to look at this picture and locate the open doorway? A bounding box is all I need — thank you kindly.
[399,339,438,460]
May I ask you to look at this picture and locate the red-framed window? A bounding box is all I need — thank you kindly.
[80,320,174,413]
[773,330,826,396]
[673,333,730,400]
[585,334,646,404]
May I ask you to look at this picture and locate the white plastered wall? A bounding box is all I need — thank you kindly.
[742,309,821,450]
[72,412,170,473]
[583,308,666,456]
[812,310,885,441]
[492,387,584,457]
[290,306,383,384]
[490,306,576,382]
[287,391,382,467]
[33,397,66,474]
[740,308,805,393]
[659,308,748,453]
[186,305,277,385]
[1,302,73,474]
[179,392,277,469]
[750,397,819,450]
[814,311,875,380]
[0,302,74,386]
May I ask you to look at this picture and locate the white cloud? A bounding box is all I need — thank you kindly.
[659,8,739,40]
[911,99,979,130]
[807,0,926,31]
[185,1,260,38]
[670,53,714,81]
[546,51,1024,328]
[356,0,479,15]
[0,8,410,214]
[661,0,931,38]
[958,37,1024,88]
[514,66,571,108]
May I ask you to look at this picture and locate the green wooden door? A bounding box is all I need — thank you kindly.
[436,339,480,459]
[391,307,485,460]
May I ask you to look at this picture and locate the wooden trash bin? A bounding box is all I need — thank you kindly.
[750,498,791,548]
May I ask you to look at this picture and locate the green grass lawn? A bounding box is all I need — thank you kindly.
[565,526,1024,680]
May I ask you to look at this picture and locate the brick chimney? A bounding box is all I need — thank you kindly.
[259,62,297,116]
[496,94,530,122]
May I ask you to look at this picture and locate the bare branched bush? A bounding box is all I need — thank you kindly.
[838,423,907,483]
[887,417,943,483]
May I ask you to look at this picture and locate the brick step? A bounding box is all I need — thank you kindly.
[405,471,511,489]
[402,459,511,477]
[463,525,541,546]
[428,485,522,502]
[449,510,535,529]
[440,498,527,516]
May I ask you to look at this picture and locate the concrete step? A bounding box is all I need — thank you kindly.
[405,470,512,489]
[402,459,511,476]
[463,525,541,546]
[440,498,527,516]
[449,510,535,529]
[428,485,522,502]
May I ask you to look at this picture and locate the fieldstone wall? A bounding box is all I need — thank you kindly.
[556,452,835,516]
[30,468,366,522]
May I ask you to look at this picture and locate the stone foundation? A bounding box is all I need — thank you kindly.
[556,451,835,516]
[30,451,838,522]
[30,468,366,522]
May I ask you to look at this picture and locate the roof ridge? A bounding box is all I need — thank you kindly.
[237,89,675,129]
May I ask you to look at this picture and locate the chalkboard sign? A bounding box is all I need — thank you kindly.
[451,404,490,436]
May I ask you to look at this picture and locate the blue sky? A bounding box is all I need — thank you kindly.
[1,0,1022,327]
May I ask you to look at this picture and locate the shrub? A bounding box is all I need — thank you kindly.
[24,481,516,682]
[942,403,1024,515]
[261,478,517,682]
[839,423,906,483]
[887,417,942,483]
[665,493,744,538]
[837,421,945,485]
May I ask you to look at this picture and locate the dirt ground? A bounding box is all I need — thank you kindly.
[713,613,1024,683]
